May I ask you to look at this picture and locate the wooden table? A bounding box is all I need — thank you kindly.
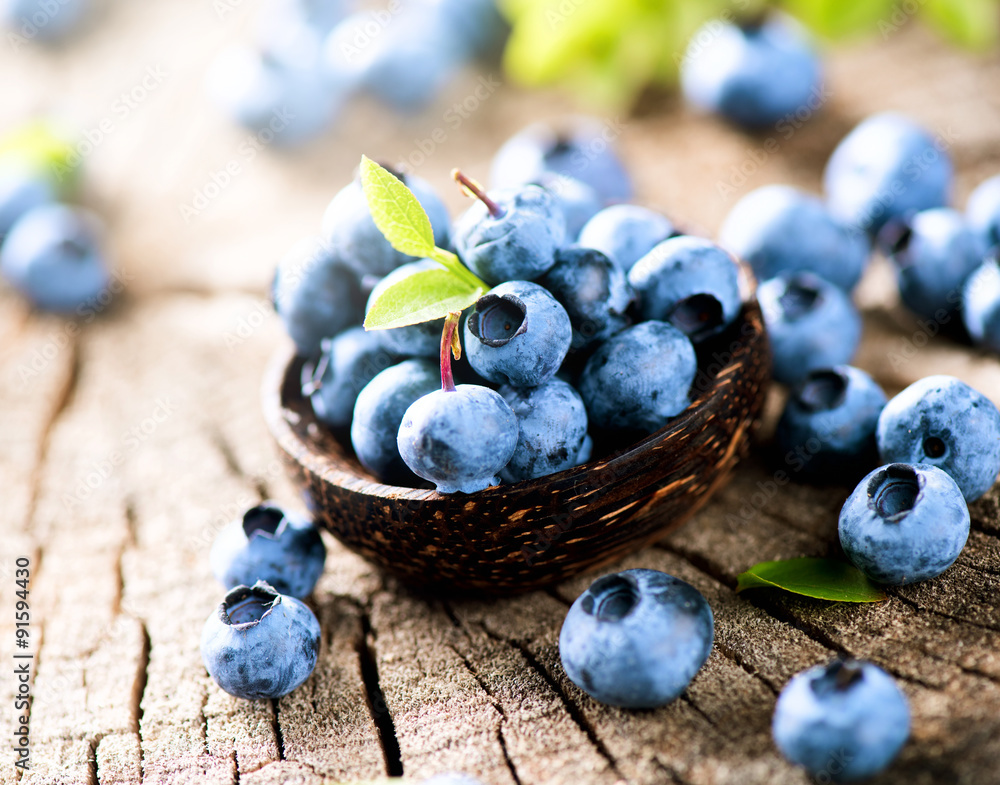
[2,4,1000,783]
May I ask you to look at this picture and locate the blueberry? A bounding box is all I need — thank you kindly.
[273,238,364,357]
[259,0,349,39]
[963,258,1000,352]
[351,359,440,485]
[538,247,633,352]
[876,375,1000,502]
[360,9,464,113]
[773,659,910,782]
[2,0,88,41]
[559,569,713,708]
[490,118,633,206]
[499,380,588,483]
[718,185,870,291]
[627,236,742,342]
[366,259,445,358]
[452,182,565,286]
[577,321,697,434]
[210,503,326,599]
[824,112,953,236]
[575,433,594,466]
[419,0,507,61]
[757,272,862,385]
[0,167,53,239]
[201,581,321,700]
[775,366,887,481]
[839,463,969,585]
[577,204,677,274]
[966,174,1000,254]
[878,208,984,320]
[531,172,602,241]
[680,13,822,129]
[322,169,451,277]
[205,45,341,147]
[397,384,518,494]
[464,281,572,388]
[310,326,397,429]
[0,204,110,312]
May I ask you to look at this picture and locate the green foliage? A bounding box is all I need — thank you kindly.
[359,157,486,331]
[736,557,887,602]
[0,121,81,196]
[498,0,999,108]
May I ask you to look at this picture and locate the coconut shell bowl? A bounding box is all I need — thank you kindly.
[263,298,770,596]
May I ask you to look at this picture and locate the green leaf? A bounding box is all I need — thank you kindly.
[0,121,81,197]
[920,0,999,49]
[736,558,887,602]
[359,156,436,259]
[364,268,484,331]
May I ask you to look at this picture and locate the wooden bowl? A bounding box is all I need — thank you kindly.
[263,300,770,595]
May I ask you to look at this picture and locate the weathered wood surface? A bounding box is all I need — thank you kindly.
[1,4,1000,783]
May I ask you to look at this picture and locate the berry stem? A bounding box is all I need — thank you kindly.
[440,311,462,392]
[452,169,505,219]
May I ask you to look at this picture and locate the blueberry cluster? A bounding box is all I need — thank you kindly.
[205,0,507,146]
[202,502,327,700]
[274,119,747,495]
[0,165,111,313]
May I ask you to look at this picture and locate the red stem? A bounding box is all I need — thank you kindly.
[440,312,461,392]
[452,169,505,219]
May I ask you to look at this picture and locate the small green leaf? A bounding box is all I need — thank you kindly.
[736,558,887,602]
[359,155,436,259]
[364,268,484,331]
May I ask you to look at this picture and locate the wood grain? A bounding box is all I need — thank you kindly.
[1,6,999,784]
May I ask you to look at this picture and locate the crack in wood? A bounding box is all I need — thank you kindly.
[357,611,403,776]
[133,620,150,777]
[443,641,522,785]
[889,592,1000,634]
[271,698,286,761]
[476,621,625,780]
[26,339,80,532]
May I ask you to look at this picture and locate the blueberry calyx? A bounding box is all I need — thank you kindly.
[811,659,865,696]
[468,294,527,347]
[868,464,921,522]
[241,504,287,541]
[579,574,640,622]
[796,369,849,412]
[922,436,948,459]
[778,279,821,320]
[667,294,725,340]
[219,582,281,628]
[877,218,914,261]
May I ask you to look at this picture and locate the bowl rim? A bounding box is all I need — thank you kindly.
[263,300,767,502]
